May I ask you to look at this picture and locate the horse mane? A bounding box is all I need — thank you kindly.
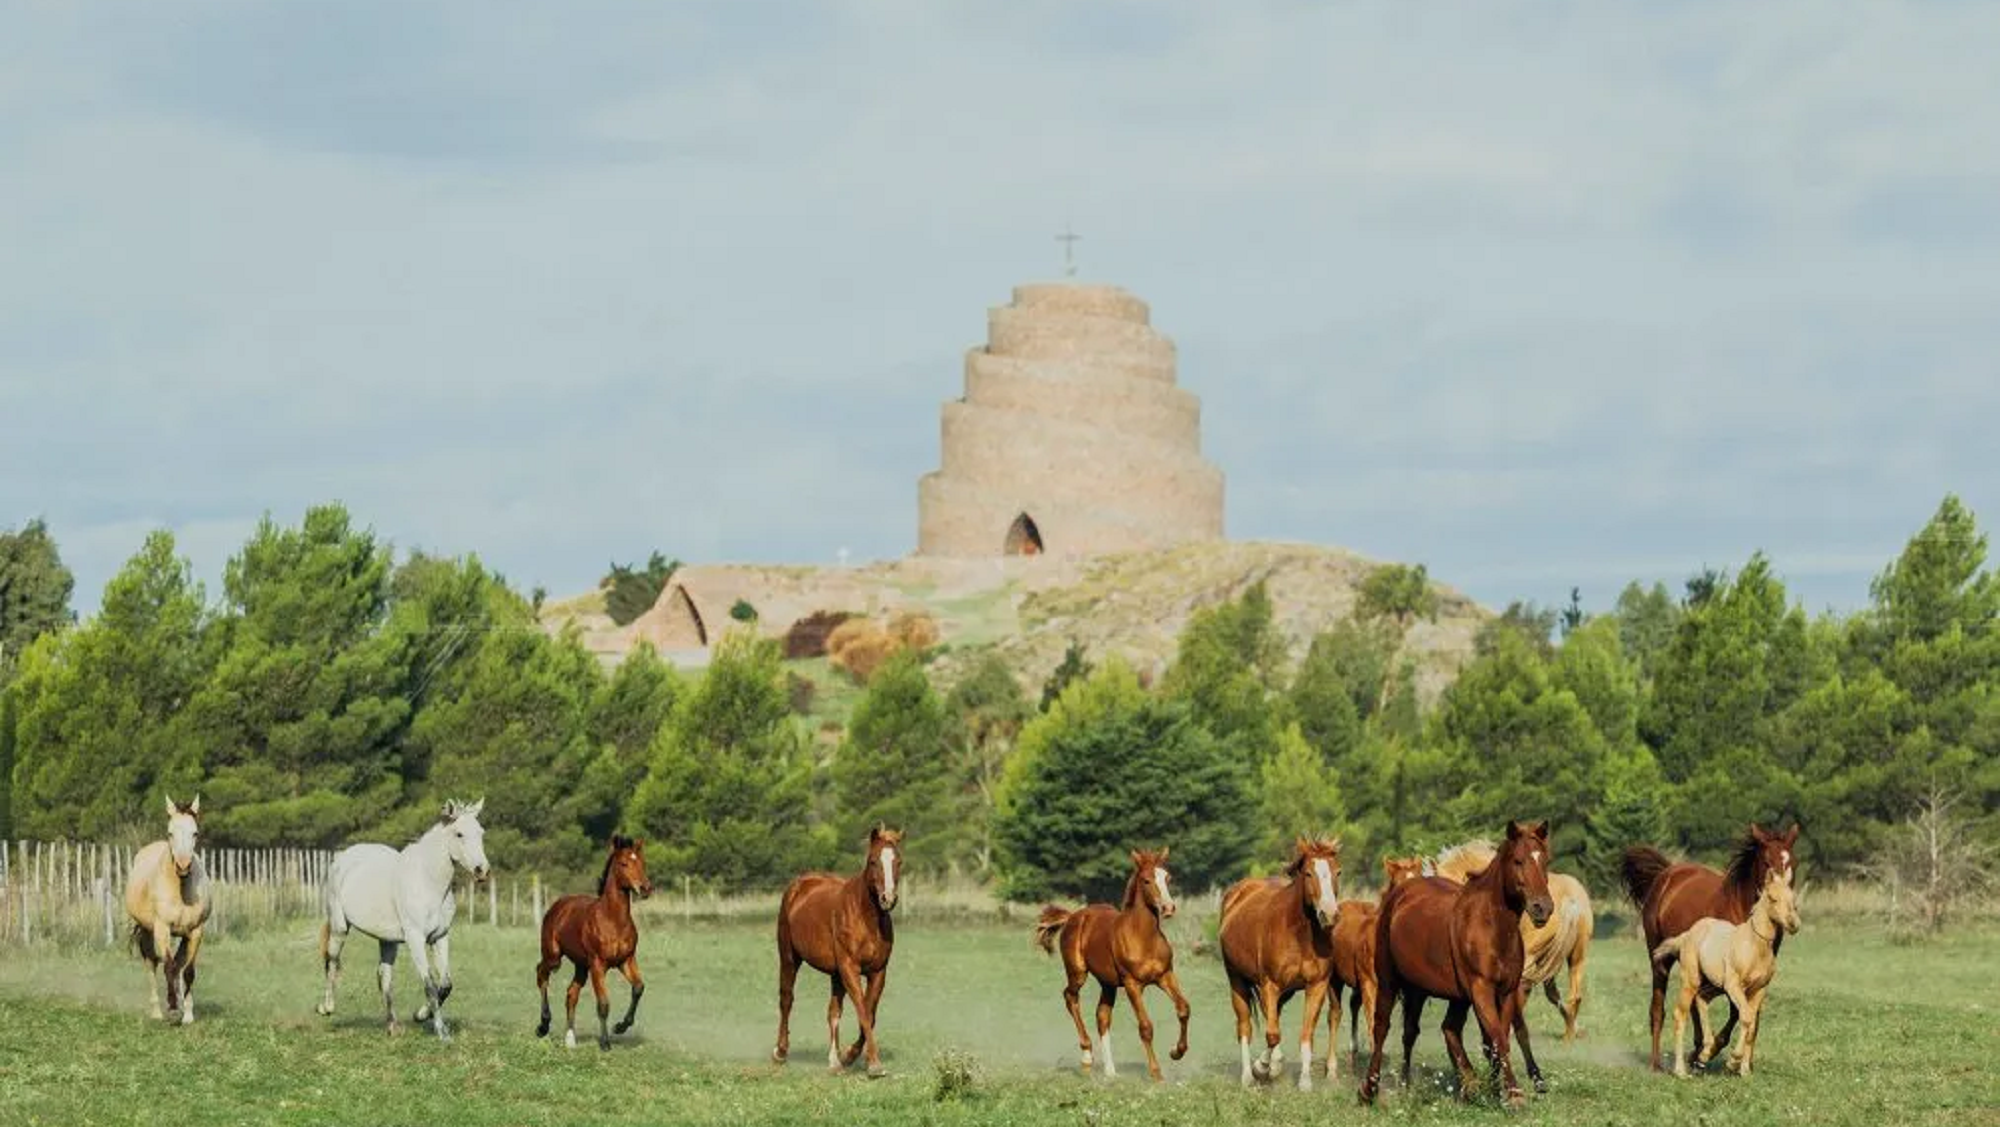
[1120,866,1146,910]
[1723,829,1766,905]
[1433,838,1498,883]
[598,835,634,895]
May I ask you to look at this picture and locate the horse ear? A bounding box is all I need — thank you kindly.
[1530,820,1549,840]
[189,794,200,817]
[1129,849,1144,867]
[1505,820,1524,840]
[1329,837,1343,856]
[440,800,458,823]
[1783,824,1800,846]
[164,794,177,817]
[1158,845,1169,863]
[633,838,644,850]
[467,798,485,818]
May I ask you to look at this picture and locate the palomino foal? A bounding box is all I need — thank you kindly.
[1652,869,1801,1078]
[1219,837,1343,1089]
[124,794,212,1024]
[773,825,903,1077]
[536,835,655,1050]
[1034,847,1192,1082]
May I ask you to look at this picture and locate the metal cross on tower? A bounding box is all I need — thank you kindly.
[1054,223,1081,277]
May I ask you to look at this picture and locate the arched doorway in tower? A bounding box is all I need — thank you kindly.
[1003,512,1044,556]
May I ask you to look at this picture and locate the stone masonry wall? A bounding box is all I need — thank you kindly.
[916,282,1226,557]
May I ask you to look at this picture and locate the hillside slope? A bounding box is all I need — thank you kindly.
[540,541,1491,712]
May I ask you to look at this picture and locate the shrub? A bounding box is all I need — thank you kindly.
[888,610,941,650]
[785,671,818,715]
[931,1046,983,1103]
[729,598,758,623]
[784,610,856,660]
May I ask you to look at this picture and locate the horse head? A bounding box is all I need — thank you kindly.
[1129,847,1176,919]
[1501,819,1555,927]
[1761,867,1802,936]
[439,798,491,883]
[1382,856,1425,887]
[1285,836,1342,928]
[604,834,654,900]
[1753,822,1800,884]
[867,825,903,912]
[164,794,201,877]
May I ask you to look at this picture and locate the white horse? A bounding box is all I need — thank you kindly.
[317,798,491,1040]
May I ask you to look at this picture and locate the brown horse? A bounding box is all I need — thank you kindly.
[1218,837,1344,1089]
[535,835,654,1050]
[1432,838,1595,1042]
[1361,820,1555,1110]
[124,794,212,1024]
[1033,847,1192,1081]
[1324,856,1428,1079]
[1622,822,1799,1072]
[773,825,903,1077]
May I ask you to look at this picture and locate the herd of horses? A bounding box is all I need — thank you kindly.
[120,793,1806,1107]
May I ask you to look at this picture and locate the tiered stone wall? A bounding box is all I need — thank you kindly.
[917,282,1225,557]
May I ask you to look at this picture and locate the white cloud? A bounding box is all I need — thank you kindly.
[2,1,1997,619]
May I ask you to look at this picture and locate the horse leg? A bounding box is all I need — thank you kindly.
[1295,979,1329,1091]
[772,923,799,1064]
[1120,977,1164,1082]
[1670,973,1698,1079]
[1063,961,1095,1075]
[1324,981,1345,1084]
[838,962,885,1077]
[376,940,403,1037]
[613,957,645,1035]
[1227,972,1257,1086]
[824,972,848,1072]
[1561,939,1587,1042]
[1475,980,1526,1109]
[1511,986,1546,1095]
[1708,995,1742,1065]
[1647,958,1670,1072]
[1357,965,1402,1106]
[1158,969,1191,1062]
[589,960,613,1051]
[1440,998,1478,1100]
[318,919,347,1017]
[1398,990,1426,1089]
[152,920,180,1017]
[137,928,164,1022]
[177,929,204,1025]
[534,941,563,1038]
[564,963,585,1049]
[848,966,889,1077]
[1734,983,1767,1077]
[1094,981,1119,1079]
[839,974,870,1068]
[1253,979,1283,1080]
[403,929,449,1042]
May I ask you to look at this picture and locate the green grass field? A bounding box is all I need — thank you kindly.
[0,911,1995,1126]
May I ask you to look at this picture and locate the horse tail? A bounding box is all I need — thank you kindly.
[1621,844,1674,908]
[1034,905,1072,955]
[129,923,157,963]
[1649,938,1681,976]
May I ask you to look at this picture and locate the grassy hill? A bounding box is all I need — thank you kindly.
[540,540,1492,726]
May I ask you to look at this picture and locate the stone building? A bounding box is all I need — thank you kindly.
[915,282,1226,557]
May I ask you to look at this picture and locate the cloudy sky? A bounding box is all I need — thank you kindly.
[5,1,1997,619]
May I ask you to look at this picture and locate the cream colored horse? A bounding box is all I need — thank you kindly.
[124,794,213,1024]
[1651,869,1800,1078]
[1432,838,1595,1041]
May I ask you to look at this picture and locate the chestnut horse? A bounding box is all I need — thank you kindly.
[1622,822,1799,1072]
[1033,847,1191,1081]
[535,835,654,1050]
[124,794,211,1024]
[1218,837,1344,1089]
[1324,856,1428,1079]
[1432,838,1595,1042]
[773,825,903,1077]
[1361,820,1555,1110]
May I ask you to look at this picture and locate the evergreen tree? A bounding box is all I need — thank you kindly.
[1257,723,1347,864]
[0,518,75,664]
[832,650,957,866]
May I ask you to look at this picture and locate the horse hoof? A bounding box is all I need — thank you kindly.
[1251,1058,1271,1081]
[867,1064,887,1079]
[535,1022,550,1038]
[600,1039,612,1052]
[387,1022,403,1037]
[1505,1092,1528,1111]
[565,1030,577,1049]
[613,1021,633,1035]
[772,1047,788,1065]
[1170,1044,1188,1062]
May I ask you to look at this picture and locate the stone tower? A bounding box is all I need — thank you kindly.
[916,282,1225,558]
